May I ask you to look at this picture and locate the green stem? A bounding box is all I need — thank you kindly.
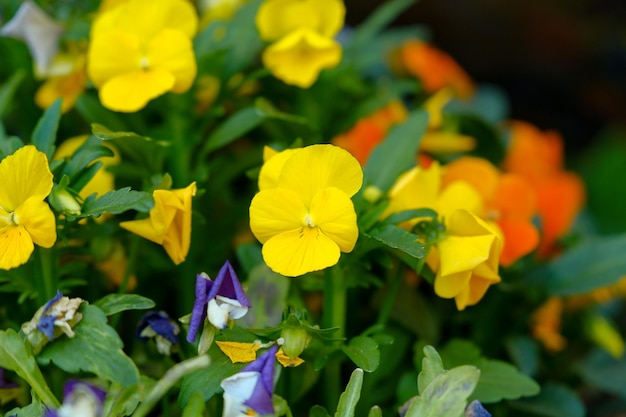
[374,262,403,329]
[132,355,210,417]
[322,266,347,412]
[117,235,139,295]
[36,247,56,305]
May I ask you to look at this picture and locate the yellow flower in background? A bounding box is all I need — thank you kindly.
[532,297,566,353]
[199,0,249,26]
[54,136,120,199]
[0,146,56,270]
[87,0,198,112]
[256,0,345,88]
[120,182,196,265]
[250,144,362,277]
[35,53,87,113]
[428,210,502,310]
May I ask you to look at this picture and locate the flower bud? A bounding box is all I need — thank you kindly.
[280,325,311,359]
[49,186,81,215]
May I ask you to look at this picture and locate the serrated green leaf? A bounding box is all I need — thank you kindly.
[405,365,480,417]
[0,330,60,409]
[37,304,140,387]
[81,187,153,217]
[31,98,61,159]
[510,383,584,417]
[0,70,25,119]
[335,368,364,417]
[93,294,155,316]
[341,336,380,372]
[4,396,46,417]
[471,360,540,403]
[418,346,445,395]
[182,391,206,417]
[537,235,626,295]
[367,225,425,259]
[363,110,428,192]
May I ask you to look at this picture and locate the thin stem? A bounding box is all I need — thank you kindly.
[36,247,56,305]
[374,262,403,329]
[132,355,211,417]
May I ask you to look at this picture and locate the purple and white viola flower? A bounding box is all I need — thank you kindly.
[187,260,251,343]
[21,290,83,353]
[136,311,180,355]
[44,380,106,417]
[220,345,277,417]
[465,400,492,417]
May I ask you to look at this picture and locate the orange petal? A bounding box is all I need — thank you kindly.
[497,218,540,267]
[492,173,537,220]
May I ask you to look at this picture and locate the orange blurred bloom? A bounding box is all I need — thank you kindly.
[332,100,407,165]
[442,156,540,266]
[398,40,474,98]
[503,121,585,256]
[532,297,566,353]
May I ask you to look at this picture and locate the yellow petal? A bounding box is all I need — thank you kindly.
[419,132,476,154]
[92,0,197,40]
[99,69,176,112]
[147,29,196,93]
[87,29,142,88]
[0,225,35,270]
[437,234,494,277]
[434,270,472,299]
[424,88,454,129]
[437,181,483,219]
[262,227,340,277]
[278,144,362,204]
[15,197,56,248]
[384,162,441,219]
[310,188,358,253]
[161,182,196,265]
[249,188,308,243]
[276,348,305,367]
[0,145,53,211]
[256,0,344,41]
[262,29,342,88]
[216,341,260,363]
[258,148,299,190]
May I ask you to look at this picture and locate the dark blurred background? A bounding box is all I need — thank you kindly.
[345,0,626,155]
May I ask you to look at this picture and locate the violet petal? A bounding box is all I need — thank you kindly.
[186,274,213,343]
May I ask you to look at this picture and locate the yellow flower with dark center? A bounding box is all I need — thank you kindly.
[120,182,196,265]
[249,145,362,277]
[255,0,345,88]
[87,0,198,112]
[0,146,56,270]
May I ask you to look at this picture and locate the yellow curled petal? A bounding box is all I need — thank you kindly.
[16,197,56,248]
[278,144,362,204]
[0,145,53,211]
[99,69,176,112]
[262,29,342,88]
[161,182,196,265]
[147,29,196,93]
[434,270,472,299]
[249,188,308,244]
[0,225,35,270]
[262,227,340,277]
[310,187,358,253]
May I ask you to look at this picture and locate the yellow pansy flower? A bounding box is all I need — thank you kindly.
[249,144,362,277]
[0,146,56,270]
[35,53,87,114]
[255,0,345,88]
[87,0,198,112]
[120,182,196,265]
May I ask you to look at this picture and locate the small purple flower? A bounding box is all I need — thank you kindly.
[187,261,251,343]
[136,311,180,355]
[44,380,106,417]
[465,400,492,417]
[220,345,277,417]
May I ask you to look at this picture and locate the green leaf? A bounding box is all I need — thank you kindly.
[341,336,380,372]
[31,98,62,159]
[178,343,245,407]
[310,405,331,417]
[367,405,383,417]
[181,391,206,417]
[470,360,540,403]
[418,346,445,394]
[363,110,428,192]
[4,397,46,417]
[61,135,114,179]
[0,329,60,409]
[81,187,154,217]
[348,0,417,51]
[510,383,585,417]
[75,95,127,132]
[405,365,480,417]
[335,368,364,417]
[537,235,626,295]
[577,348,626,397]
[506,336,540,377]
[105,376,156,417]
[383,208,438,226]
[37,304,140,387]
[93,294,156,316]
[0,70,25,119]
[367,224,425,259]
